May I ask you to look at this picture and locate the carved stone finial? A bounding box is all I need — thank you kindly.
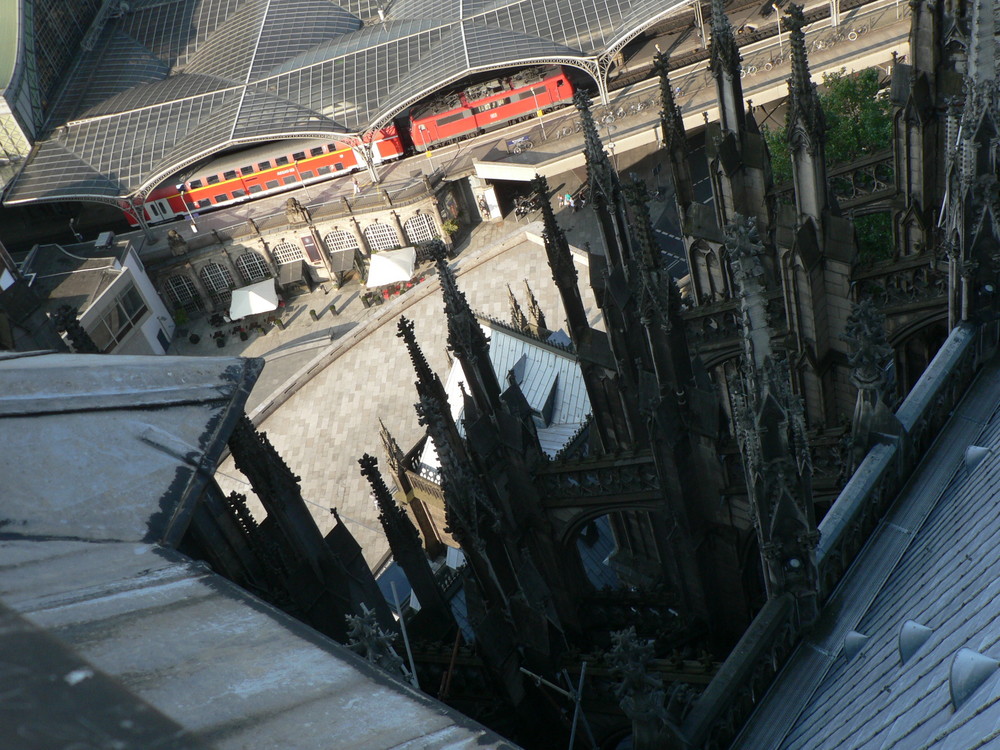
[345,603,406,675]
[378,418,404,475]
[166,229,188,256]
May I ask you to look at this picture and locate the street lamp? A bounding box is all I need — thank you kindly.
[176,184,199,233]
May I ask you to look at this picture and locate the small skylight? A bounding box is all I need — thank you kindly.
[950,649,1000,710]
[843,630,870,660]
[964,445,991,472]
[898,620,933,664]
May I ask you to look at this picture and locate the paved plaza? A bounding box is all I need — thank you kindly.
[213,209,604,570]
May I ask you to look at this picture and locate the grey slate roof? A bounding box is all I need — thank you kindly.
[0,351,518,749]
[4,0,688,206]
[737,344,1000,749]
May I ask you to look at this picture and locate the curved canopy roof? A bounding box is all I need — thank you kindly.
[4,0,688,206]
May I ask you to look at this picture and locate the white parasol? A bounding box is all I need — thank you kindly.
[228,278,279,320]
[365,247,416,287]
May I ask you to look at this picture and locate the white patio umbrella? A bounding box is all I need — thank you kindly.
[365,247,416,287]
[229,278,279,320]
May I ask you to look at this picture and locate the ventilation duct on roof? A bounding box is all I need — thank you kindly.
[899,620,933,664]
[950,649,1000,709]
[965,445,991,471]
[843,631,870,660]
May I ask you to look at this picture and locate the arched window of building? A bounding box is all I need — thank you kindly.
[199,262,235,306]
[271,240,303,264]
[323,229,359,254]
[404,213,436,245]
[363,221,401,252]
[163,274,203,313]
[235,251,271,283]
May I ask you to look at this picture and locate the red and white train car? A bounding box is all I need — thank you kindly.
[125,127,403,226]
[409,66,574,151]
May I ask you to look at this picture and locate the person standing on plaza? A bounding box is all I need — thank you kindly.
[352,176,362,196]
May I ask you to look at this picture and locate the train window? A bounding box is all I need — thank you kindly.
[300,170,314,179]
[265,180,280,189]
[232,189,247,198]
[148,202,160,216]
[334,162,344,171]
[438,111,470,125]
[293,151,306,160]
[189,179,203,189]
[248,185,263,194]
[240,165,254,175]
[282,175,297,185]
[206,175,220,185]
[310,147,324,157]
[214,194,228,203]
[197,199,211,208]
[258,161,271,170]
[327,143,338,152]
[317,165,331,175]
[275,156,289,166]
[223,170,237,180]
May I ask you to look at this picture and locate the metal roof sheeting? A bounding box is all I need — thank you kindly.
[738,354,1000,749]
[5,0,689,205]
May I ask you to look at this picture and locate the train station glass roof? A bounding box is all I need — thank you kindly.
[3,0,689,206]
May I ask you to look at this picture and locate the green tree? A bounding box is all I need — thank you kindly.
[854,211,894,264]
[762,67,892,184]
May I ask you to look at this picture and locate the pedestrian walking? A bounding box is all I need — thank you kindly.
[352,176,361,196]
[557,194,565,208]
[566,194,575,211]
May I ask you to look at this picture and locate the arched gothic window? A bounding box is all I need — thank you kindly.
[235,251,271,283]
[363,222,401,252]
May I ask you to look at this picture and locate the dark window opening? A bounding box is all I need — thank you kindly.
[317,165,331,175]
[223,170,237,180]
[310,147,324,157]
[275,156,289,166]
[197,199,211,208]
[293,151,306,160]
[248,184,263,194]
[232,189,247,198]
[282,175,297,185]
[265,180,280,189]
[189,179,203,189]
[206,175,220,185]
[213,194,228,203]
[300,170,314,179]
[334,162,344,171]
[258,161,271,170]
[240,165,254,175]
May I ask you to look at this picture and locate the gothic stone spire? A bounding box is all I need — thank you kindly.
[727,215,819,621]
[654,52,694,212]
[574,89,621,212]
[523,279,547,334]
[785,4,826,146]
[709,0,746,136]
[784,4,832,221]
[435,255,503,412]
[507,284,529,333]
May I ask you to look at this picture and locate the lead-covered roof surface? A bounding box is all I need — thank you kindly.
[5,0,685,204]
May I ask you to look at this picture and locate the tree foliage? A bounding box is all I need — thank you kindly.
[762,67,892,184]
[854,211,894,264]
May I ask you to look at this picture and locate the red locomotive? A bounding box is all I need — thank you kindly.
[409,66,574,151]
[124,127,403,226]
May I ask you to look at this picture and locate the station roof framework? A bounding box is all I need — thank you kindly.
[3,0,691,209]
